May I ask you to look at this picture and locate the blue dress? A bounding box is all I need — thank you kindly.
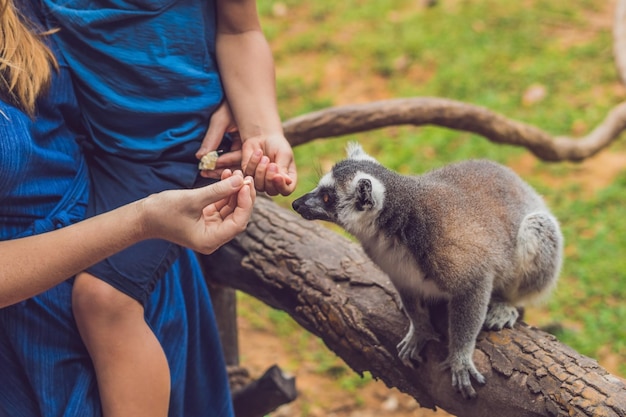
[0,6,234,417]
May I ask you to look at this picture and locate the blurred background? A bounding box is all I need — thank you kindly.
[236,1,626,415]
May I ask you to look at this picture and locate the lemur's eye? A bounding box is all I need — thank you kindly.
[319,189,334,206]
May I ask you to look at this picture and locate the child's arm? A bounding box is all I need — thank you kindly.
[215,0,297,196]
[0,172,254,308]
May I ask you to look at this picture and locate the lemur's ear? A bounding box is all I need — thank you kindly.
[346,142,379,163]
[355,178,375,210]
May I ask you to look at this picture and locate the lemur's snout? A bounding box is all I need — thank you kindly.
[292,194,314,219]
[292,192,331,221]
[291,194,306,213]
[291,196,304,212]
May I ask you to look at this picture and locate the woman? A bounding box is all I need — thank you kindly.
[0,1,253,415]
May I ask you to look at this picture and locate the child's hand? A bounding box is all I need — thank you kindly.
[143,170,255,254]
[196,101,244,179]
[241,133,297,196]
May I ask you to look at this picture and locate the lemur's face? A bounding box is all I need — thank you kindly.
[291,172,341,223]
[292,145,386,229]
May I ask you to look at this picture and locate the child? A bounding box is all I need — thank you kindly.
[40,0,297,416]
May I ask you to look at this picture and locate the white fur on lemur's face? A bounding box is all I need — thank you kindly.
[291,144,386,235]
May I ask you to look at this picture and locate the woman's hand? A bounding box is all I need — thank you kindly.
[141,170,255,254]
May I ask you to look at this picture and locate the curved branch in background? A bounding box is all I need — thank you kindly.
[282,97,626,161]
[613,0,626,85]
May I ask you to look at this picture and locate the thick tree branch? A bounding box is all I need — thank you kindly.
[202,197,626,417]
[282,97,626,162]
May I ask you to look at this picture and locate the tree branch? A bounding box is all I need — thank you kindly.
[282,97,626,162]
[202,197,626,417]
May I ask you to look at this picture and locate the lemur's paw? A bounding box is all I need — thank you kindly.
[441,357,486,400]
[397,336,423,366]
[397,329,440,367]
[451,366,485,399]
[484,302,519,330]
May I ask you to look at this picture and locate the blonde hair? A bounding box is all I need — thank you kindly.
[0,0,58,116]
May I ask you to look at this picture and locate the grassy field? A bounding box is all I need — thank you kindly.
[238,0,626,413]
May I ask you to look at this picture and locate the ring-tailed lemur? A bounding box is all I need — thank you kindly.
[292,143,563,399]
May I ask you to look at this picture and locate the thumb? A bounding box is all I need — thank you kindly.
[194,175,244,207]
[196,125,224,159]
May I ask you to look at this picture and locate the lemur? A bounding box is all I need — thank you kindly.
[292,143,563,399]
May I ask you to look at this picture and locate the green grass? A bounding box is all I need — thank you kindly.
[548,172,626,375]
[242,0,626,388]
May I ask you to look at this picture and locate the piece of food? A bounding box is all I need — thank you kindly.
[198,151,219,170]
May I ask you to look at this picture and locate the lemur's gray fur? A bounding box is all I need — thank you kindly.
[292,143,563,399]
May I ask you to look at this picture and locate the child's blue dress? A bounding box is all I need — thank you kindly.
[40,0,226,305]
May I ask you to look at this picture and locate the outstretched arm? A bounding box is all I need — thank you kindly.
[0,172,255,308]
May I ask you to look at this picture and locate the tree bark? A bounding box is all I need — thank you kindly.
[201,196,626,417]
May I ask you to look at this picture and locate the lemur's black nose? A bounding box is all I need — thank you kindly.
[292,196,304,212]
